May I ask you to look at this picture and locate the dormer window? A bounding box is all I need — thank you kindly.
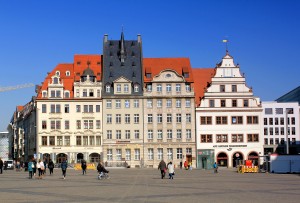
[53,77,59,84]
[55,71,60,76]
[106,85,111,93]
[66,71,70,76]
[42,91,47,98]
[183,72,189,78]
[134,84,139,92]
[64,91,70,98]
[146,73,151,78]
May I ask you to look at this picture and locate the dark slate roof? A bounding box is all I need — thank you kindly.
[276,86,300,104]
[102,33,143,97]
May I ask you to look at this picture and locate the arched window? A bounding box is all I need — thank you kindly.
[64,91,70,98]
[53,77,59,84]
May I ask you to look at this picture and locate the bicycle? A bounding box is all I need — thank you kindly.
[98,171,110,180]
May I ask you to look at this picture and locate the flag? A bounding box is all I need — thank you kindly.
[222,39,228,43]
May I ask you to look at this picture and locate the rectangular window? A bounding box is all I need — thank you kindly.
[166,84,172,92]
[42,136,47,146]
[51,120,55,129]
[76,136,81,146]
[176,99,181,108]
[275,118,279,125]
[56,120,61,129]
[89,136,95,146]
[176,114,182,123]
[116,100,121,108]
[64,104,69,113]
[146,84,152,92]
[247,134,259,142]
[264,128,268,135]
[107,114,112,124]
[275,108,283,114]
[232,100,237,107]
[201,134,212,142]
[125,149,131,161]
[264,138,268,145]
[176,129,182,139]
[134,114,139,124]
[232,134,243,142]
[157,99,162,108]
[186,114,191,123]
[280,127,284,135]
[177,148,183,159]
[265,108,273,115]
[134,149,140,160]
[221,100,226,107]
[247,116,259,124]
[134,99,139,108]
[96,120,101,129]
[125,114,130,124]
[232,85,237,92]
[148,148,154,160]
[83,136,88,145]
[125,100,130,108]
[167,148,173,160]
[232,116,243,124]
[209,100,215,107]
[116,149,122,161]
[42,120,47,129]
[216,116,227,124]
[117,84,121,93]
[147,114,153,123]
[167,129,172,139]
[107,149,113,161]
[148,130,153,139]
[186,129,192,139]
[124,84,129,93]
[216,134,228,143]
[275,127,279,135]
[134,130,140,139]
[176,84,181,92]
[220,85,225,92]
[116,114,121,124]
[96,105,100,112]
[106,100,112,108]
[270,138,274,145]
[83,89,87,97]
[42,104,47,113]
[84,120,88,129]
[157,84,162,92]
[65,120,69,130]
[167,114,172,123]
[56,104,61,113]
[157,114,163,123]
[166,99,172,108]
[157,130,163,140]
[243,99,249,107]
[76,120,81,129]
[200,116,212,125]
[185,99,191,107]
[51,104,55,113]
[269,127,273,135]
[89,120,93,129]
[125,130,131,139]
[65,136,70,146]
[57,136,63,146]
[76,105,81,112]
[185,84,191,92]
[49,136,55,146]
[147,99,153,108]
[158,148,163,160]
[269,118,273,125]
[84,105,88,113]
[107,130,112,139]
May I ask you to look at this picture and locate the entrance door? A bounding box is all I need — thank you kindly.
[217,152,228,167]
[56,153,67,163]
[202,157,207,169]
[232,152,244,167]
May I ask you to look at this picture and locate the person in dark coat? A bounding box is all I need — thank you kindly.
[81,160,87,175]
[61,159,68,179]
[158,160,167,179]
[0,158,3,174]
[48,159,54,175]
[97,162,109,179]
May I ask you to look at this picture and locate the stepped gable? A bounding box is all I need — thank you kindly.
[192,68,215,106]
[143,58,194,82]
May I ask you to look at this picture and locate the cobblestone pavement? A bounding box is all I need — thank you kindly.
[0,167,299,203]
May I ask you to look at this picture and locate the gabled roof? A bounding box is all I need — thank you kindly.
[276,86,300,104]
[143,58,193,82]
[192,68,216,106]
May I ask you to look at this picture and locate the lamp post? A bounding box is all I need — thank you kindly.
[285,109,290,155]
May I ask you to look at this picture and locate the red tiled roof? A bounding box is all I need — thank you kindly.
[192,68,216,106]
[143,58,194,82]
[17,106,24,112]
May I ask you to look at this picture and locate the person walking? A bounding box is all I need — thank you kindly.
[28,159,34,179]
[158,160,167,179]
[167,162,175,179]
[61,159,68,179]
[213,162,218,173]
[48,159,54,175]
[81,160,87,175]
[0,158,3,174]
[37,159,44,179]
[32,159,37,177]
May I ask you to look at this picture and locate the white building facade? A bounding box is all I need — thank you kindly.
[262,101,300,154]
[196,52,263,169]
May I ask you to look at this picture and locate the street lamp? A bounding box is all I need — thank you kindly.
[285,108,292,155]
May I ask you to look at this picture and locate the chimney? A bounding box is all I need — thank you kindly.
[137,34,141,43]
[104,34,108,43]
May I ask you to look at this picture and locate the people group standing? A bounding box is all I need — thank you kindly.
[158,160,167,179]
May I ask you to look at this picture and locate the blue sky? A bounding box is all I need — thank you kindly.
[0,0,299,131]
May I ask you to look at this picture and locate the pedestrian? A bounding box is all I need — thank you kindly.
[158,160,167,179]
[37,159,44,179]
[28,159,34,179]
[184,160,188,170]
[81,160,87,175]
[180,161,182,169]
[16,160,20,172]
[32,159,37,177]
[213,162,218,173]
[43,159,47,175]
[61,159,68,179]
[4,161,7,170]
[167,161,175,179]
[0,158,3,174]
[48,159,54,175]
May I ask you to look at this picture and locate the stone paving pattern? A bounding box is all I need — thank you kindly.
[0,168,299,203]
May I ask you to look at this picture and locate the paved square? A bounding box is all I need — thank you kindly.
[0,168,299,203]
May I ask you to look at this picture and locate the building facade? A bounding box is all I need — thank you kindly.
[262,101,300,155]
[0,132,9,161]
[195,51,263,169]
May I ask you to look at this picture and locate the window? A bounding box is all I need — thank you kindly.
[51,120,55,129]
[116,100,121,108]
[147,99,153,108]
[243,99,249,107]
[106,85,110,93]
[264,118,268,125]
[62,136,69,146]
[49,136,55,146]
[275,118,279,125]
[209,100,215,107]
[148,148,154,160]
[148,130,153,139]
[220,85,225,92]
[280,117,284,125]
[107,130,112,139]
[158,148,163,160]
[221,100,226,107]
[275,127,279,135]
[116,149,122,161]
[76,120,81,129]
[89,136,95,146]
[65,120,69,130]
[177,148,183,159]
[269,127,273,135]
[124,100,130,108]
[89,120,93,129]
[166,99,172,108]
[107,149,113,161]
[56,120,61,129]
[42,104,47,113]
[116,130,121,139]
[176,84,181,92]
[216,116,227,124]
[157,99,162,108]
[232,100,237,107]
[176,114,182,123]
[166,84,172,92]
[176,99,181,108]
[134,99,139,108]
[186,114,191,123]
[42,121,47,129]
[216,134,228,142]
[232,134,243,142]
[134,114,139,124]
[247,134,259,142]
[125,149,131,161]
[291,117,295,125]
[157,130,163,139]
[125,130,131,139]
[116,114,121,124]
[51,104,55,113]
[232,116,243,124]
[200,117,212,125]
[84,120,88,129]
[264,138,268,145]
[89,89,94,97]
[286,108,293,114]
[134,149,140,160]
[176,129,182,139]
[134,84,139,92]
[264,128,268,135]
[201,134,212,142]
[106,100,112,108]
[280,127,284,135]
[134,130,140,139]
[167,129,172,139]
[57,136,63,146]
[125,114,130,124]
[270,139,274,145]
[42,136,47,146]
[275,108,283,114]
[76,105,81,112]
[116,84,121,93]
[186,129,192,139]
[247,116,259,124]
[124,84,129,93]
[167,114,172,123]
[265,108,272,114]
[83,89,87,97]
[147,84,152,92]
[269,118,273,125]
[76,136,82,146]
[96,120,101,129]
[76,89,79,97]
[232,85,237,92]
[167,148,173,160]
[107,114,112,124]
[185,99,191,107]
[157,114,163,123]
[157,84,162,92]
[42,91,47,98]
[96,105,100,112]
[83,136,88,145]
[147,114,153,123]
[56,104,61,113]
[185,84,191,92]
